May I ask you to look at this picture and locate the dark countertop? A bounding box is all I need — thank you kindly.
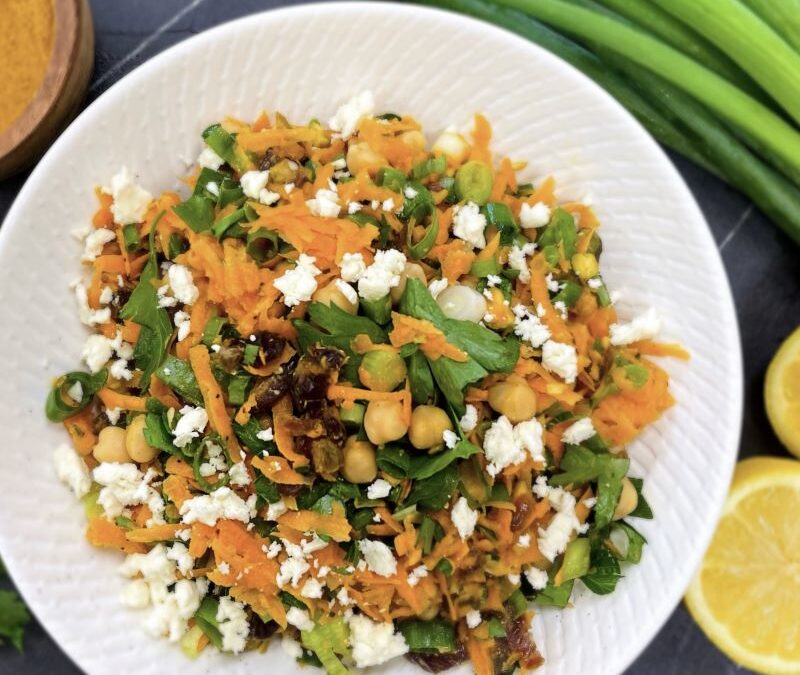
[1,1,797,673]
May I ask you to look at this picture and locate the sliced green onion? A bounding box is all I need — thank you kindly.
[412,154,447,180]
[360,295,392,325]
[122,224,140,251]
[560,537,591,581]
[201,315,226,347]
[454,160,493,205]
[245,227,279,263]
[242,343,260,366]
[227,374,252,406]
[377,166,407,192]
[397,619,457,653]
[481,202,519,246]
[741,0,800,53]
[46,370,108,422]
[202,123,253,173]
[212,208,247,239]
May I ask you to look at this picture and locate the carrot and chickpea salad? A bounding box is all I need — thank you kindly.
[48,92,687,674]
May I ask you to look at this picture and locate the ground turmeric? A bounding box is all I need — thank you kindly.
[0,0,55,133]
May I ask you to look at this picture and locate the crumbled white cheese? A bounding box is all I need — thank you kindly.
[216,596,250,653]
[508,242,537,284]
[428,278,448,300]
[282,638,304,660]
[562,417,596,445]
[197,147,224,170]
[442,429,459,449]
[519,201,551,229]
[367,479,392,500]
[228,462,251,487]
[179,486,252,526]
[167,264,199,305]
[483,414,545,476]
[545,273,561,293]
[73,281,111,326]
[106,407,122,425]
[66,380,83,404]
[359,539,397,577]
[93,463,165,524]
[452,201,487,249]
[517,534,531,549]
[340,252,367,282]
[336,587,352,606]
[609,307,661,346]
[347,201,363,215]
[459,404,478,432]
[174,310,191,342]
[587,276,603,290]
[167,543,195,576]
[404,186,418,199]
[525,566,549,590]
[256,427,274,442]
[466,610,482,629]
[553,300,568,320]
[512,304,551,348]
[348,614,409,668]
[357,249,407,302]
[541,340,578,384]
[306,187,341,218]
[171,405,208,448]
[274,254,321,307]
[451,497,478,540]
[217,561,231,575]
[240,170,269,200]
[328,91,375,140]
[98,286,114,305]
[486,274,501,287]
[81,228,117,262]
[53,443,91,498]
[119,579,151,609]
[407,565,429,588]
[105,166,152,225]
[286,606,314,632]
[266,499,288,521]
[301,578,324,599]
[109,358,133,381]
[382,198,395,212]
[533,476,583,561]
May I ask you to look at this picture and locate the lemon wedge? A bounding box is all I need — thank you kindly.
[685,456,800,674]
[765,326,800,458]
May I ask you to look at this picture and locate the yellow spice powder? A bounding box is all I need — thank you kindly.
[0,0,55,133]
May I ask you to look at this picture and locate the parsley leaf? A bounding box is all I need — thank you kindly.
[581,547,622,595]
[0,561,30,652]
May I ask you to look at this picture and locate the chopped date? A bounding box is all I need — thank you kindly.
[259,332,286,363]
[406,643,467,673]
[252,373,290,413]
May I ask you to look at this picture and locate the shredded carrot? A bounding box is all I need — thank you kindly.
[188,344,241,455]
[97,388,148,411]
[278,508,352,542]
[389,313,468,362]
[86,518,147,554]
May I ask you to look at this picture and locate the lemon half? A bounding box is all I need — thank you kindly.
[685,457,800,674]
[765,327,800,458]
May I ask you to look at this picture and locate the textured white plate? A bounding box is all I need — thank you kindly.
[0,3,742,674]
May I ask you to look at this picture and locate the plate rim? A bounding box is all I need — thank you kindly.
[0,3,743,674]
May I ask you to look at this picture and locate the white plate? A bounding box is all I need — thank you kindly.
[0,3,742,674]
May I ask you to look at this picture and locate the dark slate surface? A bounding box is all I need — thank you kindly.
[2,1,798,673]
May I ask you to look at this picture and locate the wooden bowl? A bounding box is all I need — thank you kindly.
[0,0,94,180]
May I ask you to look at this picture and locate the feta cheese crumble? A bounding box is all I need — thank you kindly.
[519,201,551,229]
[562,417,596,445]
[512,304,551,348]
[256,427,274,442]
[482,413,545,476]
[507,242,537,284]
[348,614,409,668]
[466,610,482,629]
[609,307,661,346]
[357,249,407,302]
[81,228,117,262]
[93,463,165,525]
[328,91,375,140]
[524,566,549,591]
[359,539,397,577]
[452,201,487,249]
[451,497,478,540]
[340,252,367,282]
[306,186,341,217]
[442,429,459,449]
[533,476,584,561]
[171,406,208,448]
[541,340,578,384]
[53,443,91,498]
[407,565,429,587]
[286,606,314,632]
[366,479,392,500]
[104,166,152,225]
[179,487,252,526]
[274,254,321,307]
[216,596,250,653]
[197,147,224,170]
[459,404,478,432]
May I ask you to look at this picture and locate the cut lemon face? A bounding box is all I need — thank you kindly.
[765,326,800,458]
[685,457,800,674]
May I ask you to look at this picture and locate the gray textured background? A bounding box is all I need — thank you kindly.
[2,1,797,673]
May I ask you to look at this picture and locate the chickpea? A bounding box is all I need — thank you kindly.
[346,142,386,175]
[125,415,158,463]
[364,400,409,445]
[400,130,426,152]
[571,253,599,280]
[359,349,407,392]
[613,478,639,520]
[409,405,453,450]
[93,426,130,463]
[313,281,358,315]
[390,262,427,304]
[341,436,378,484]
[432,129,469,165]
[436,284,488,323]
[488,376,538,424]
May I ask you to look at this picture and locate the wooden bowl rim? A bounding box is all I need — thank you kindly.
[0,0,86,160]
